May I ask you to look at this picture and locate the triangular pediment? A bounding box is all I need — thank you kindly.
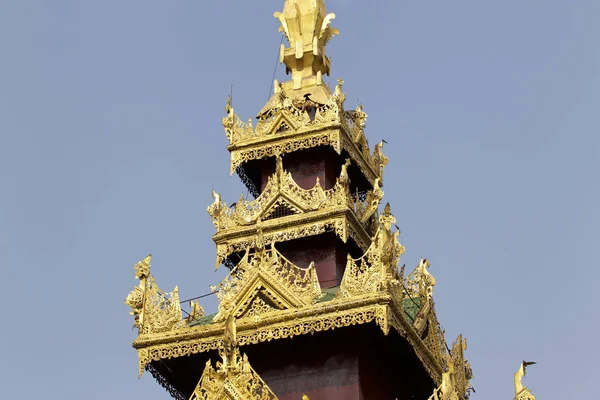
[269,112,297,134]
[236,289,284,319]
[229,269,305,321]
[190,352,278,400]
[213,249,322,323]
[261,196,303,221]
[212,246,322,323]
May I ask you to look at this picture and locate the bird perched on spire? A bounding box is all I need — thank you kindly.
[514,360,537,396]
[522,361,537,375]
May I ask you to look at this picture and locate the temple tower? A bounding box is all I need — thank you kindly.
[125,1,475,399]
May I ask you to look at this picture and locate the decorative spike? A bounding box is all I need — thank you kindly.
[274,0,338,89]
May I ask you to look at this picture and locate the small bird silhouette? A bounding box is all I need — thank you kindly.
[523,361,536,375]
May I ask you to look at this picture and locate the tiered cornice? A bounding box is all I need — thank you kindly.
[127,206,475,395]
[223,79,388,192]
[208,155,382,267]
[208,156,353,231]
[207,157,383,266]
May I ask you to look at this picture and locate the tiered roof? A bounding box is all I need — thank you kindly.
[124,1,484,399]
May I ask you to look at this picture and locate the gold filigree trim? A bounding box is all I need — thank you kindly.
[191,355,278,400]
[338,203,405,299]
[212,207,372,268]
[125,255,185,335]
[208,156,353,233]
[133,293,445,386]
[422,307,449,373]
[133,295,390,376]
[190,311,279,400]
[210,243,322,322]
[243,296,278,318]
[224,81,384,186]
[427,335,474,400]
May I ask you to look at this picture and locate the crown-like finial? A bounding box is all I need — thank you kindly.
[274,0,339,90]
[383,203,391,216]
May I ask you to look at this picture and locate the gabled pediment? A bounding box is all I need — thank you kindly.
[261,195,303,221]
[230,266,306,321]
[212,246,322,323]
[268,112,298,135]
[236,287,287,319]
[216,265,307,323]
[191,364,278,400]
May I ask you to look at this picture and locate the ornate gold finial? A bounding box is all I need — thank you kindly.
[406,258,436,301]
[187,300,205,322]
[189,331,279,399]
[332,78,345,105]
[427,335,473,400]
[135,254,152,279]
[219,311,239,374]
[274,0,339,90]
[354,103,368,129]
[373,139,389,179]
[383,202,391,216]
[339,158,351,186]
[255,220,266,256]
[514,361,537,400]
[125,254,152,331]
[125,254,184,342]
[275,155,284,182]
[225,95,232,114]
[207,189,223,230]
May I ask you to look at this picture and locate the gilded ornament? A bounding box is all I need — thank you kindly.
[125,1,481,397]
[225,83,382,187]
[514,361,537,400]
[211,242,322,323]
[373,140,389,179]
[189,314,279,399]
[125,255,185,336]
[406,258,436,301]
[356,177,384,224]
[187,300,205,323]
[338,203,405,297]
[427,334,473,400]
[209,161,353,233]
[273,0,338,90]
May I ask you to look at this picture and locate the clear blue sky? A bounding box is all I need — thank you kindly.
[1,1,598,399]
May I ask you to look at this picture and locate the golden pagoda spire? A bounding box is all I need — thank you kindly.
[274,0,339,90]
